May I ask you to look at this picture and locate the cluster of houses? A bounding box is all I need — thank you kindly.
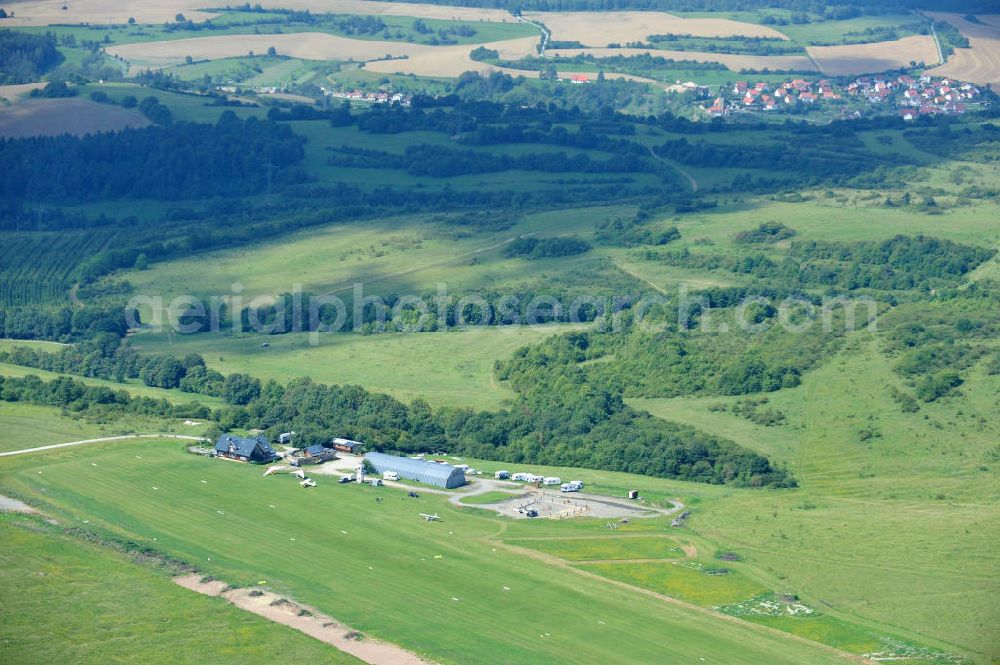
[705,73,986,119]
[320,87,412,106]
[707,78,841,116]
[843,74,984,120]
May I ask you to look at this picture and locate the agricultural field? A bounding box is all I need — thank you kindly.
[807,34,941,76]
[523,10,788,45]
[2,0,517,26]
[926,13,1000,89]
[0,96,149,138]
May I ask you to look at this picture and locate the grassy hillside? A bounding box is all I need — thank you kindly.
[0,514,363,665]
[630,335,1000,661]
[130,324,585,409]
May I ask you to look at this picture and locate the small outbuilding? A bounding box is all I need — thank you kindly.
[294,443,336,465]
[364,452,466,489]
[332,438,364,454]
[214,434,279,464]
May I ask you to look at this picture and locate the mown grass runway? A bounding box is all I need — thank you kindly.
[0,440,855,665]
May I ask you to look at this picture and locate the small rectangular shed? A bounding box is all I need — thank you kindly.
[364,452,466,489]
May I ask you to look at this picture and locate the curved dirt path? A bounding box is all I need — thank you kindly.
[648,144,699,192]
[0,434,206,458]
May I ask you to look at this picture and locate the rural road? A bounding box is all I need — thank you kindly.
[0,434,206,457]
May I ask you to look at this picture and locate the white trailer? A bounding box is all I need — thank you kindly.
[383,471,399,481]
[511,472,531,482]
[542,477,561,486]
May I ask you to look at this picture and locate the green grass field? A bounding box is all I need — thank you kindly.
[776,13,927,45]
[0,514,363,665]
[581,560,768,607]
[0,441,855,665]
[119,204,634,301]
[129,324,585,409]
[505,536,685,561]
[0,402,138,453]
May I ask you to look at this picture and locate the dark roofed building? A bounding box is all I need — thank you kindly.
[214,434,279,464]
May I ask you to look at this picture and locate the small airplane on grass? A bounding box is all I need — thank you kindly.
[420,513,442,522]
[300,478,317,488]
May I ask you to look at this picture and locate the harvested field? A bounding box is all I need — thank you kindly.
[925,13,1000,88]
[108,33,432,70]
[363,39,656,81]
[244,0,514,22]
[0,82,46,103]
[545,47,818,74]
[523,11,789,46]
[807,34,940,76]
[362,35,538,78]
[109,32,553,80]
[4,0,513,25]
[4,0,219,25]
[0,97,150,138]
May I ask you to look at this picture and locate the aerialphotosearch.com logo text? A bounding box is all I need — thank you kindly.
[126,282,879,343]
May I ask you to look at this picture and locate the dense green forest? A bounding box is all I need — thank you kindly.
[0,31,63,84]
[0,112,305,201]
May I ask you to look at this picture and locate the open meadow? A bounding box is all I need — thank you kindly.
[129,325,585,410]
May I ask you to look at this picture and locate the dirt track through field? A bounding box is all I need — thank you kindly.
[522,11,788,45]
[807,35,940,76]
[0,434,204,457]
[925,13,1000,88]
[175,574,437,665]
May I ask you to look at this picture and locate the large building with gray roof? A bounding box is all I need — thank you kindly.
[364,452,466,489]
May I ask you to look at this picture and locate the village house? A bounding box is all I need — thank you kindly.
[214,434,279,464]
